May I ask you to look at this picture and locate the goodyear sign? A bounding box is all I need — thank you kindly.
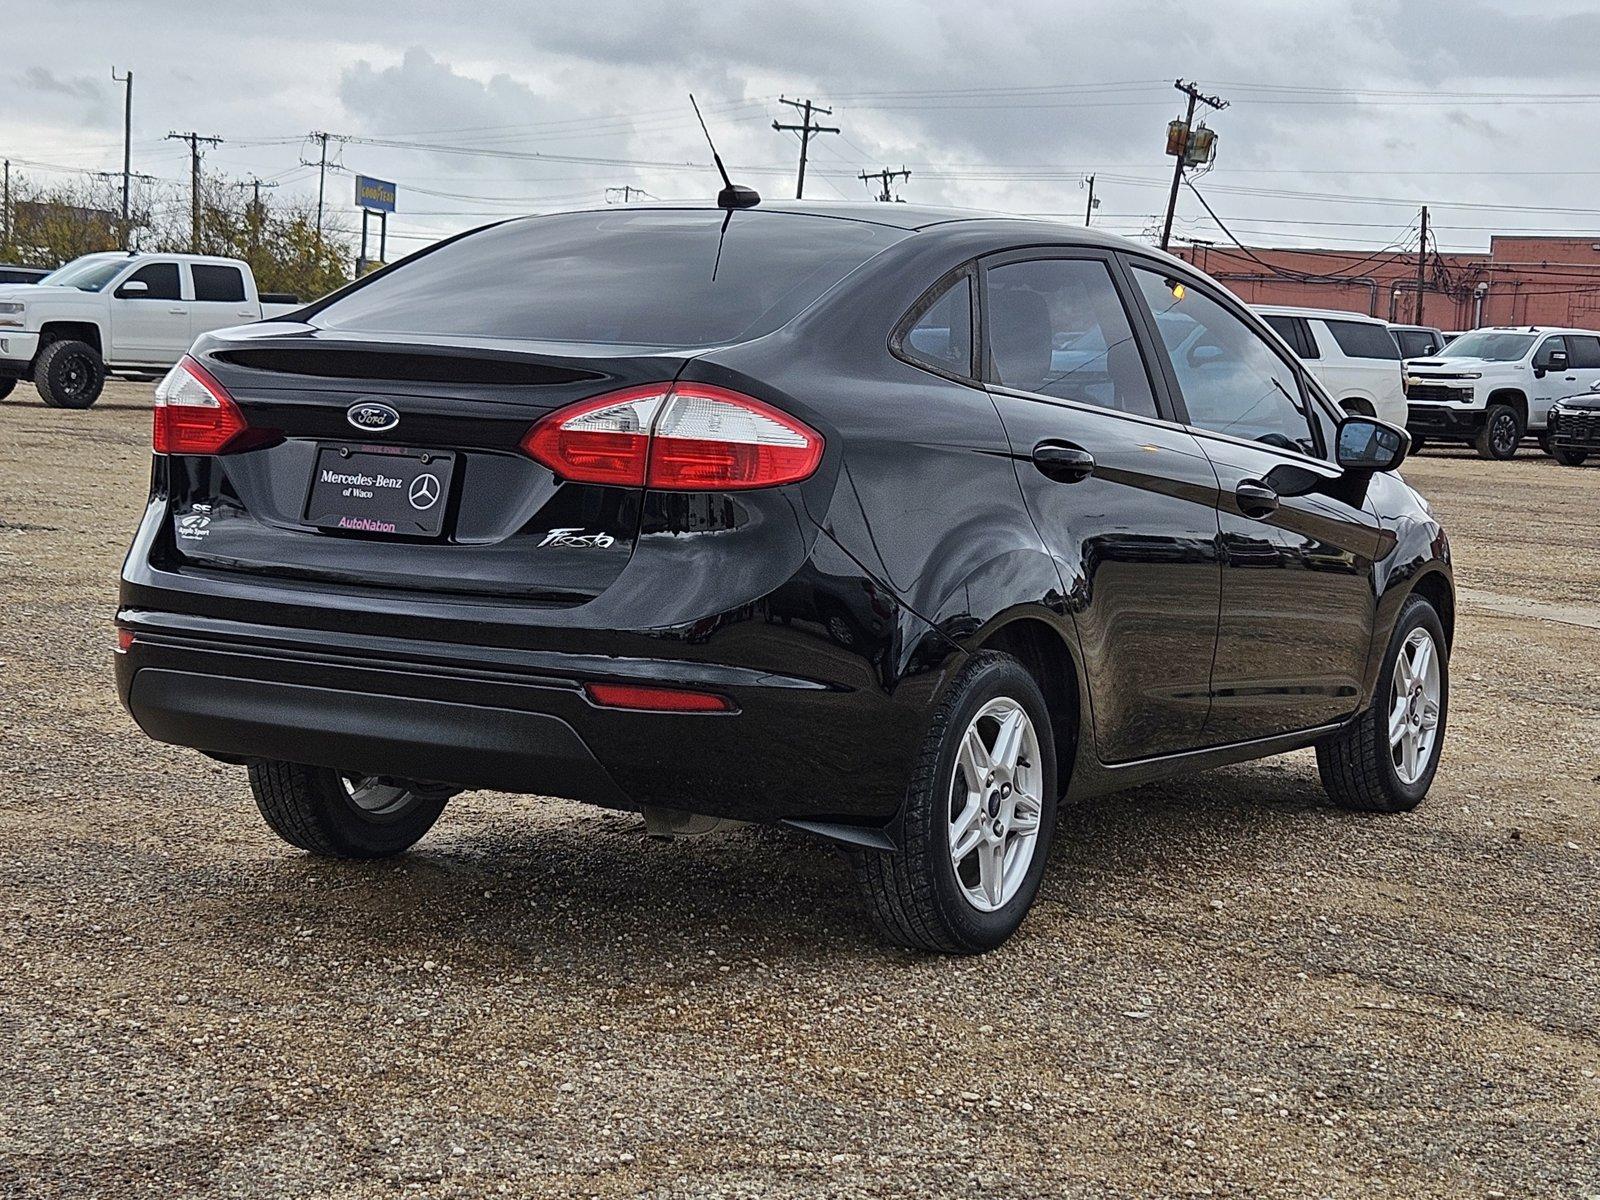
[355,175,397,213]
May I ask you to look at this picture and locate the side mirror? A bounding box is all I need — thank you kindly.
[1336,416,1409,473]
[1547,350,1569,372]
[116,279,149,297]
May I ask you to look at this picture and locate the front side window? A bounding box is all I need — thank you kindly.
[119,262,181,301]
[899,273,973,377]
[1131,266,1317,456]
[983,257,1158,417]
[1325,319,1401,360]
[192,264,246,303]
[1533,336,1568,368]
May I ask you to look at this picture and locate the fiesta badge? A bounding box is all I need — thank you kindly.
[347,401,400,433]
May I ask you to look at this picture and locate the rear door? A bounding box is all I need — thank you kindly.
[1126,261,1382,742]
[110,261,189,362]
[979,249,1222,761]
[189,263,257,340]
[1560,334,1600,412]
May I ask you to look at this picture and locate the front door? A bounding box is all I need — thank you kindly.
[980,251,1222,761]
[109,261,189,363]
[1530,335,1577,429]
[1126,261,1383,742]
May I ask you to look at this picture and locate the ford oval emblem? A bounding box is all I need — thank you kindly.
[347,401,400,433]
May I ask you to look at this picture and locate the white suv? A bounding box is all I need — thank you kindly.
[1403,326,1600,459]
[1253,305,1407,427]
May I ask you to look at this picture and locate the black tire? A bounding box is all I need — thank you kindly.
[1474,403,1522,460]
[0,378,16,401]
[1552,446,1589,467]
[849,652,1059,954]
[1316,595,1448,814]
[33,339,106,409]
[247,760,453,859]
[1407,435,1426,457]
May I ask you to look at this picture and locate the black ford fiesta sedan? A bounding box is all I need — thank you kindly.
[116,202,1453,953]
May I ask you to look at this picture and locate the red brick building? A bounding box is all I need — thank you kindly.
[1175,236,1600,332]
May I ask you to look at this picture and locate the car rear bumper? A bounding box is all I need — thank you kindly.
[1406,403,1483,439]
[114,607,931,829]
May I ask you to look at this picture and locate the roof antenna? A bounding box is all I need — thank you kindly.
[691,94,760,210]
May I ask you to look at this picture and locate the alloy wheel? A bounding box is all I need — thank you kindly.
[1491,411,1518,457]
[948,697,1043,912]
[340,774,416,817]
[1389,627,1442,785]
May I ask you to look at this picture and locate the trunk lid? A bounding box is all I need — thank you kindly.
[164,325,690,606]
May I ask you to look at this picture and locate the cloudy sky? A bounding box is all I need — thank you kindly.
[9,0,1600,259]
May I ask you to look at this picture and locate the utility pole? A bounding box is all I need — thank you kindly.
[235,177,279,255]
[772,97,839,200]
[111,67,133,241]
[1083,174,1098,226]
[858,166,910,202]
[1414,204,1429,325]
[2,159,9,248]
[309,131,334,244]
[166,131,223,253]
[1160,79,1228,252]
[605,185,649,203]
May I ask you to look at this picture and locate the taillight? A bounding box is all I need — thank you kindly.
[153,355,261,455]
[521,382,823,490]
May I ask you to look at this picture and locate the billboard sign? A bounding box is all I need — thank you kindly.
[355,175,397,213]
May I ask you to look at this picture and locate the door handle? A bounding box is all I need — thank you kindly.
[1032,441,1096,483]
[1235,479,1280,519]
[168,307,186,315]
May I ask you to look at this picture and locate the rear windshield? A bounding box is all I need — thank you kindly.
[309,209,908,348]
[1324,319,1401,360]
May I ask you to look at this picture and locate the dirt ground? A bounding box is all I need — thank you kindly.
[1,379,1596,1199]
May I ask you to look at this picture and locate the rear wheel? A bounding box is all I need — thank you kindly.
[850,652,1058,954]
[1407,435,1426,456]
[247,760,454,858]
[1474,403,1522,460]
[1552,446,1589,467]
[1316,595,1447,813]
[33,339,106,409]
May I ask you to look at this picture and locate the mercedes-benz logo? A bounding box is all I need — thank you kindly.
[408,473,441,511]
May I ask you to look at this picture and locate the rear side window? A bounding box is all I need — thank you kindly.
[309,210,907,347]
[1567,335,1600,368]
[983,257,1158,417]
[898,273,973,377]
[1324,319,1401,360]
[192,264,246,303]
[119,262,181,301]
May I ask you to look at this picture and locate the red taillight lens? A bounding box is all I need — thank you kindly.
[521,383,823,491]
[153,355,256,455]
[584,682,734,712]
[115,628,135,653]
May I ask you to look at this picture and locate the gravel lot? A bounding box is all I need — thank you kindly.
[2,379,1597,1199]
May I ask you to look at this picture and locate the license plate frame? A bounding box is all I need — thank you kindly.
[302,443,457,538]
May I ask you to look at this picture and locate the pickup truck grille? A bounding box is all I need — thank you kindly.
[1407,383,1472,404]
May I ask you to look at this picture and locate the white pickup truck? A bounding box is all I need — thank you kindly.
[1403,326,1600,459]
[0,252,300,408]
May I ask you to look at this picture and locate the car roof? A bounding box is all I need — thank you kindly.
[1251,303,1387,324]
[1471,325,1600,336]
[524,199,1167,254]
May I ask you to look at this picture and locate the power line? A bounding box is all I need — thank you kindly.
[857,166,910,202]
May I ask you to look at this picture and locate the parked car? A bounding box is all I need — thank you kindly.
[1545,381,1600,466]
[1388,323,1450,360]
[115,203,1453,954]
[1253,305,1407,427]
[1403,326,1600,459]
[0,252,301,408]
[0,264,51,285]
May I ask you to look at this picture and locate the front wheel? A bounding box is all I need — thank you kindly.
[0,378,16,401]
[247,760,454,858]
[850,652,1058,954]
[1316,595,1448,813]
[1474,403,1523,460]
[1552,446,1589,467]
[1407,435,1427,457]
[33,339,106,409]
